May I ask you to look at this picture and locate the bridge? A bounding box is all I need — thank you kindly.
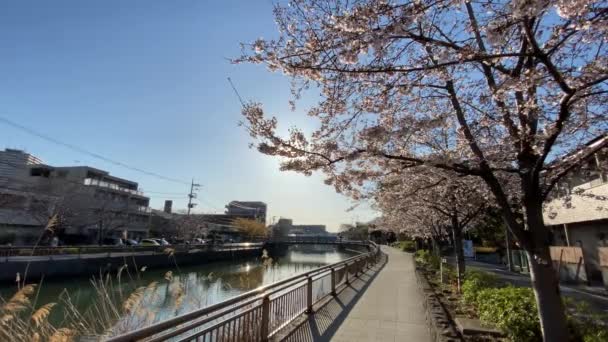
[0,238,367,259]
[265,237,369,246]
[105,242,430,342]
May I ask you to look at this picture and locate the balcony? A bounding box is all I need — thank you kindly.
[83,178,145,197]
[134,205,151,214]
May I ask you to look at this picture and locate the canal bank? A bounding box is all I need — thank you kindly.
[0,241,371,283]
[0,244,360,336]
[0,243,263,283]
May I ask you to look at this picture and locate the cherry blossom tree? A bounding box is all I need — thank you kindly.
[236,0,608,339]
[374,169,488,290]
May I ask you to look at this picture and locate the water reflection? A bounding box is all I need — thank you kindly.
[0,245,357,330]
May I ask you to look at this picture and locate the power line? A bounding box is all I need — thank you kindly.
[142,191,188,195]
[227,77,246,107]
[0,116,190,185]
[0,118,263,214]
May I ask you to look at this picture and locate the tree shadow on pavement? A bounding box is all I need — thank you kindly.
[277,254,389,342]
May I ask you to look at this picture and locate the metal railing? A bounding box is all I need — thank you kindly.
[0,242,264,259]
[267,237,369,245]
[84,178,145,197]
[106,241,382,342]
[0,239,369,258]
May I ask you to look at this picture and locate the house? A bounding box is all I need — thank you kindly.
[543,135,608,281]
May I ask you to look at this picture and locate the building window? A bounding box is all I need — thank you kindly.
[30,167,51,177]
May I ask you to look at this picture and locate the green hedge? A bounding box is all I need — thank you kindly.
[462,270,608,342]
[461,270,499,305]
[395,240,416,252]
[567,301,608,342]
[414,249,440,270]
[476,286,541,341]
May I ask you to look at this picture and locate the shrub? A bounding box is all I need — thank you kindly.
[414,249,429,264]
[461,270,499,305]
[414,249,440,270]
[476,286,541,342]
[566,301,608,342]
[397,240,416,253]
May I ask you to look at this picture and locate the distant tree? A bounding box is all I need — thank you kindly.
[172,215,206,241]
[234,218,268,239]
[339,223,369,241]
[374,169,488,288]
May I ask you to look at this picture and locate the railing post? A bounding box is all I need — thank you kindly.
[345,263,350,285]
[306,276,313,313]
[261,295,270,341]
[330,268,336,296]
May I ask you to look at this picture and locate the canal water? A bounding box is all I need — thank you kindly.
[0,244,358,334]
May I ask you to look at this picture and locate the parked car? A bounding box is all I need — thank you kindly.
[192,238,208,245]
[150,238,170,246]
[140,239,160,246]
[123,239,139,246]
[102,237,124,246]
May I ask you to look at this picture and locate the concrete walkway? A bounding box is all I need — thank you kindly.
[331,246,429,341]
[279,246,430,342]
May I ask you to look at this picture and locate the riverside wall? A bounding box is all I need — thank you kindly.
[0,247,262,283]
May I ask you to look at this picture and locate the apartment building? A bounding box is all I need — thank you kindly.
[543,135,608,280]
[0,148,44,179]
[226,201,267,224]
[272,218,329,238]
[0,149,151,244]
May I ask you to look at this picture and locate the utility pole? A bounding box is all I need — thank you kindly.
[505,225,514,272]
[187,179,201,215]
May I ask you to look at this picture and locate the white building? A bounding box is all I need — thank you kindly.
[543,135,608,280]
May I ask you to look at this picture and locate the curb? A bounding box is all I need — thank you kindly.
[413,264,463,342]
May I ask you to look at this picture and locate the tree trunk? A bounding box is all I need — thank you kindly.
[481,164,569,341]
[429,236,438,255]
[452,222,465,292]
[526,247,569,342]
[523,191,569,342]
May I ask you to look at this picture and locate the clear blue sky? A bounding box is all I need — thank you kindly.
[0,0,376,231]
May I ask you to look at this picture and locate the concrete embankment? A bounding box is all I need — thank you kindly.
[0,246,262,283]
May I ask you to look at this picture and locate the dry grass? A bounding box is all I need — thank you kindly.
[0,265,198,341]
[0,214,201,341]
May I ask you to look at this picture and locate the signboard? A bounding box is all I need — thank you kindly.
[463,240,475,258]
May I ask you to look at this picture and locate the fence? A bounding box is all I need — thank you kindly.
[550,246,589,283]
[510,250,529,273]
[106,241,381,342]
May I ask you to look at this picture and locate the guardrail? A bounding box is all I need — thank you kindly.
[106,241,382,342]
[0,242,264,259]
[267,237,368,245]
[0,239,369,258]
